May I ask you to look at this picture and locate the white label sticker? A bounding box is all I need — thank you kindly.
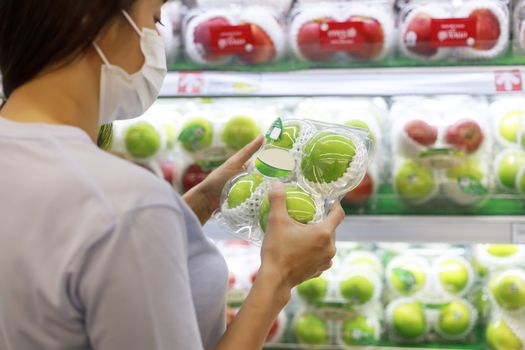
[512,223,525,244]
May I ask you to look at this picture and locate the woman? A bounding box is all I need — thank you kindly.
[0,0,344,349]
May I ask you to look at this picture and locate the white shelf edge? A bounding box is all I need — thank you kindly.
[204,216,525,245]
[160,66,525,97]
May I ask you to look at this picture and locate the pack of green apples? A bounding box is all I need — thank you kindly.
[391,96,494,207]
[490,97,525,197]
[473,244,525,350]
[384,248,479,343]
[292,250,384,347]
[215,117,373,244]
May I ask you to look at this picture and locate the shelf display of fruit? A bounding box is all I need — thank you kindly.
[97,96,525,216]
[214,240,525,349]
[154,0,525,71]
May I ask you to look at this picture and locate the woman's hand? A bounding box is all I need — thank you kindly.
[183,135,264,225]
[260,182,345,289]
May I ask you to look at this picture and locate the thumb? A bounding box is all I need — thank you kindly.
[267,182,288,223]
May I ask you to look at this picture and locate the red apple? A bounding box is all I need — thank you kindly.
[239,23,276,64]
[348,16,384,60]
[228,273,236,288]
[182,164,210,193]
[445,119,484,153]
[193,16,231,61]
[297,18,336,61]
[404,13,438,57]
[469,8,500,50]
[404,119,438,146]
[160,161,177,185]
[343,172,374,205]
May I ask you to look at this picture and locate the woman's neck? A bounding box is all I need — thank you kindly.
[0,54,101,141]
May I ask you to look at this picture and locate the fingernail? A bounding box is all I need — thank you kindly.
[271,181,284,192]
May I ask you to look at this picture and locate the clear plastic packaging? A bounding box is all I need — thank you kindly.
[390,96,494,207]
[183,4,286,65]
[485,313,525,350]
[215,117,373,245]
[513,0,525,56]
[399,0,510,61]
[159,1,183,66]
[487,268,525,316]
[289,1,396,63]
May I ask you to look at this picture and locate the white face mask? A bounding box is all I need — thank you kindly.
[93,10,167,125]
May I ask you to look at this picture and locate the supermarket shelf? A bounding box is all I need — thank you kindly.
[161,66,525,97]
[204,215,525,245]
[264,345,474,350]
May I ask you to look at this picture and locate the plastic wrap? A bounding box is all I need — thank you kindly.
[399,0,510,61]
[183,4,286,65]
[289,1,396,63]
[215,117,373,245]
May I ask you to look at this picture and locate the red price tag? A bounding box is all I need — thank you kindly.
[209,24,254,55]
[177,72,203,94]
[430,18,477,47]
[495,70,523,93]
[319,21,365,51]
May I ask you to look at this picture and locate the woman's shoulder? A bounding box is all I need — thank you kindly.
[71,146,182,217]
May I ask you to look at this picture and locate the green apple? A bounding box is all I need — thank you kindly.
[446,158,484,181]
[294,314,328,345]
[178,117,213,152]
[125,121,161,159]
[490,273,525,311]
[389,261,427,295]
[269,124,300,150]
[438,301,472,336]
[487,319,523,350]
[301,132,356,183]
[297,277,329,303]
[221,115,260,151]
[395,160,435,203]
[342,315,377,345]
[227,173,264,209]
[259,185,316,232]
[487,244,520,257]
[499,111,523,143]
[340,275,375,305]
[392,301,427,339]
[438,259,470,294]
[345,120,376,145]
[497,150,525,190]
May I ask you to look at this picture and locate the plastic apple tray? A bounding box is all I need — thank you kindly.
[390,96,494,208]
[214,117,373,245]
[289,0,396,63]
[183,5,286,66]
[399,0,510,61]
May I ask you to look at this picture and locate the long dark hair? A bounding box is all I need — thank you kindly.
[0,0,136,99]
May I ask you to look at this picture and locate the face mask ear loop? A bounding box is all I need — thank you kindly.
[121,10,144,37]
[92,43,111,66]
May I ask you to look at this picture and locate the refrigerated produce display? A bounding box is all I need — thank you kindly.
[92,0,525,348]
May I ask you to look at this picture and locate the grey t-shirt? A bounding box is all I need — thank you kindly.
[0,117,228,349]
